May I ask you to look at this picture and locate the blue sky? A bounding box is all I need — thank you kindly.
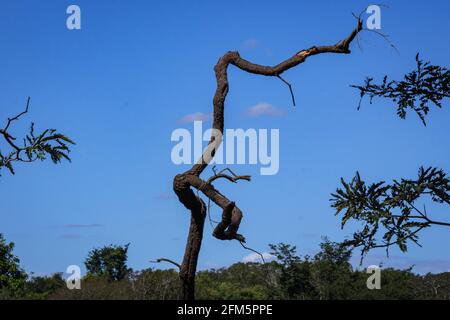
[0,0,449,276]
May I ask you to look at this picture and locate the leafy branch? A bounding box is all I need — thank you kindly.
[331,167,450,260]
[0,97,75,177]
[352,54,449,125]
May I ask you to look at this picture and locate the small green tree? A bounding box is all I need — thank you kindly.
[0,234,27,298]
[310,239,355,300]
[269,243,316,299]
[85,244,131,281]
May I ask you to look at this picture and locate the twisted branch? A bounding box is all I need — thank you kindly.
[173,17,363,300]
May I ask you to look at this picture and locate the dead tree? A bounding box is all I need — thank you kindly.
[172,18,363,300]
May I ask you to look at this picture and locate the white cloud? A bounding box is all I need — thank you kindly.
[242,252,275,263]
[178,112,211,123]
[246,102,284,117]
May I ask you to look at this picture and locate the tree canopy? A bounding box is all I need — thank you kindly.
[0,234,27,298]
[85,244,132,281]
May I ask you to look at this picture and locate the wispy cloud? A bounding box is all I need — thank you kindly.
[178,112,211,124]
[63,224,104,229]
[60,234,82,239]
[242,38,260,50]
[242,252,275,263]
[246,102,285,117]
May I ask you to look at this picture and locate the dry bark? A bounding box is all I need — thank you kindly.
[173,18,363,300]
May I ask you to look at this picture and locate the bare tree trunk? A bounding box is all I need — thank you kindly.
[173,18,363,300]
[178,187,206,300]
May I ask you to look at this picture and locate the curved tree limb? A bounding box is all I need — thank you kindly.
[150,258,181,270]
[240,241,267,264]
[173,17,363,300]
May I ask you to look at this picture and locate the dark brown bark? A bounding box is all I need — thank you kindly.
[173,18,363,300]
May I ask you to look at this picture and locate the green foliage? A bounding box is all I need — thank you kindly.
[314,238,353,265]
[196,263,275,299]
[49,268,181,300]
[35,258,450,300]
[413,272,450,299]
[269,243,301,266]
[0,234,27,298]
[352,54,449,125]
[310,239,356,299]
[269,243,315,299]
[2,239,450,300]
[130,269,180,300]
[269,239,358,299]
[50,277,134,300]
[85,244,132,281]
[0,124,74,176]
[22,124,74,164]
[331,167,450,258]
[351,267,418,300]
[0,97,74,177]
[23,273,65,300]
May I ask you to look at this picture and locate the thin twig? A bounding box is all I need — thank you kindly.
[0,97,31,151]
[205,167,245,227]
[3,97,30,132]
[276,75,296,107]
[206,167,251,185]
[239,241,266,264]
[207,197,220,227]
[351,5,397,55]
[361,29,399,54]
